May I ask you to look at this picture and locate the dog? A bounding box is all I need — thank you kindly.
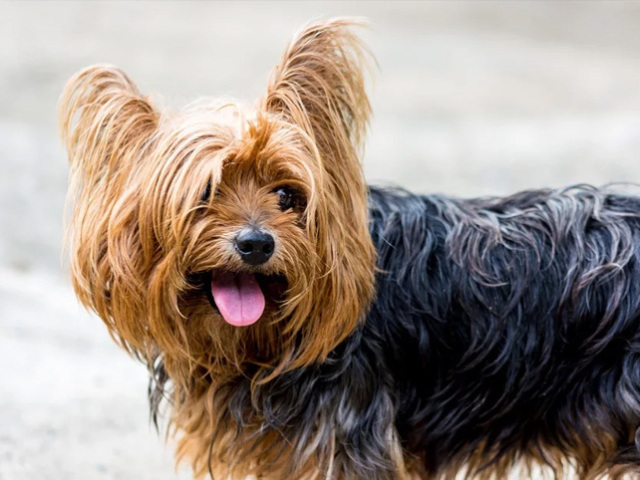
[60,18,640,480]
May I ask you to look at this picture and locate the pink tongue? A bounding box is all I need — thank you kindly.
[210,272,265,327]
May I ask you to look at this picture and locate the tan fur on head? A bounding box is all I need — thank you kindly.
[61,65,160,355]
[61,19,379,478]
[263,17,376,370]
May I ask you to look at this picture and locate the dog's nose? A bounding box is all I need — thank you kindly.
[234,229,275,266]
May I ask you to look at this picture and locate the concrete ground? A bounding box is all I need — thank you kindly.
[2,1,640,479]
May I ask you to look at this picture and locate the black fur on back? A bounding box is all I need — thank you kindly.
[150,184,640,478]
[367,185,640,476]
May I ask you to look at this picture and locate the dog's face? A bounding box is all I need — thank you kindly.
[182,113,317,329]
[150,109,327,374]
[60,20,376,380]
[198,131,311,329]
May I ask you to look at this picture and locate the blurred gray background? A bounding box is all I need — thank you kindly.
[2,1,640,479]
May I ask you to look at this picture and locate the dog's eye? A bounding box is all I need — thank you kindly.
[201,181,221,203]
[274,186,301,211]
[201,181,212,203]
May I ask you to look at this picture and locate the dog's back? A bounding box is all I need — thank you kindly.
[367,185,640,477]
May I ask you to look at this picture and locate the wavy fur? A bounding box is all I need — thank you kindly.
[368,186,640,479]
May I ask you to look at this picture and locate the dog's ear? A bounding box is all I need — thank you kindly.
[60,66,159,355]
[264,19,376,367]
[264,18,371,169]
[60,65,158,181]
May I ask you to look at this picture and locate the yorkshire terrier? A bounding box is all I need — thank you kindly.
[60,19,640,480]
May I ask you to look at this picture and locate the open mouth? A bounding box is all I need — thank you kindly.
[202,271,287,327]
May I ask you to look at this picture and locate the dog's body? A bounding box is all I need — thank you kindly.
[61,19,640,480]
[147,185,640,479]
[367,186,640,478]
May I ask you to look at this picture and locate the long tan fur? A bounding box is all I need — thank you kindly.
[61,19,381,479]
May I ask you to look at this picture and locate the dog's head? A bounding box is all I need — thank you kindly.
[60,19,376,381]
